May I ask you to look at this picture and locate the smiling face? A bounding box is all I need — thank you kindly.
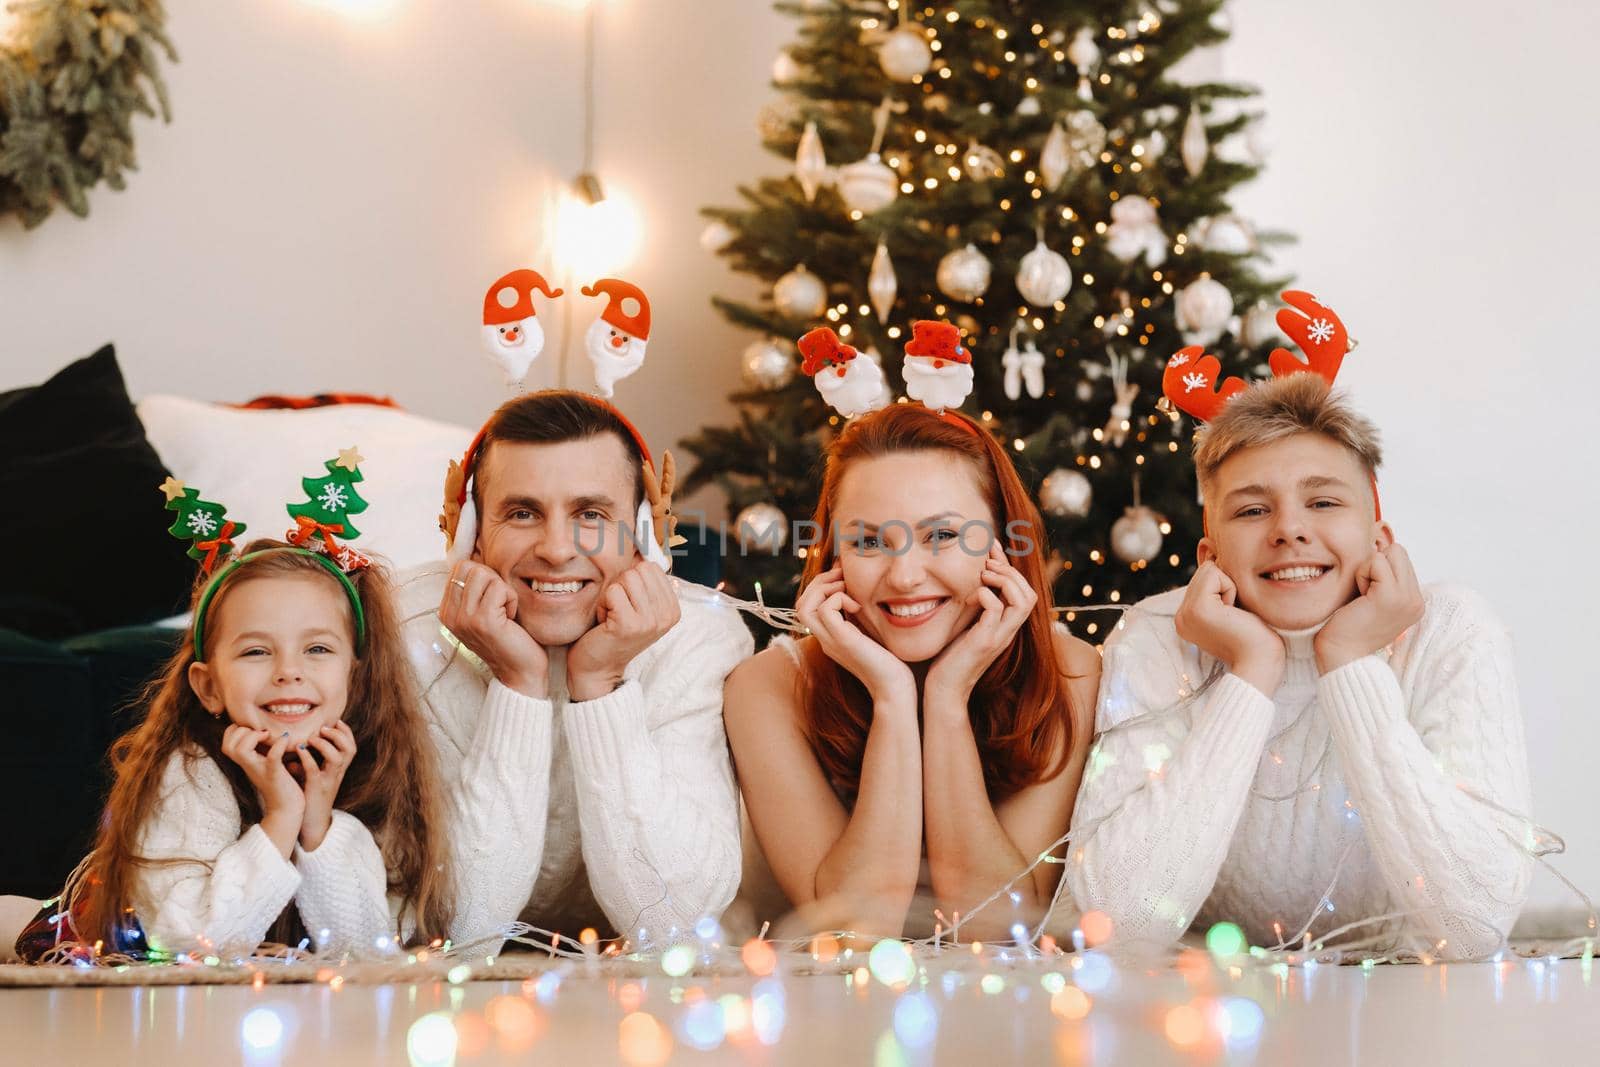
[1199,432,1392,631]
[832,450,993,664]
[187,573,355,744]
[474,434,641,647]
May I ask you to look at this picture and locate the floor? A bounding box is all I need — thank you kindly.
[0,953,1595,1065]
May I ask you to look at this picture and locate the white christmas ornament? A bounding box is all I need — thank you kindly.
[795,121,830,202]
[837,155,898,214]
[735,503,789,554]
[878,26,933,81]
[1239,301,1281,348]
[1016,235,1073,307]
[1103,350,1140,446]
[1111,506,1164,562]
[1175,275,1234,346]
[699,219,735,253]
[774,264,828,318]
[963,141,1006,181]
[868,240,898,325]
[1039,467,1092,518]
[1193,213,1257,255]
[1181,104,1209,179]
[772,51,801,85]
[936,243,992,303]
[1040,112,1107,191]
[741,339,794,390]
[1104,196,1167,265]
[1066,27,1101,101]
[1002,322,1046,401]
[1015,95,1042,117]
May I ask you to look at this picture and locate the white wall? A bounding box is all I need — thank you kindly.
[0,0,787,517]
[3,1,1593,917]
[1225,0,1600,914]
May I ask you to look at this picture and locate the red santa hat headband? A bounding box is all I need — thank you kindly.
[1162,289,1380,521]
[440,393,676,570]
[798,321,980,433]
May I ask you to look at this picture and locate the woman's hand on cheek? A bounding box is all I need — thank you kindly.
[296,720,359,852]
[796,564,915,706]
[220,724,305,859]
[925,542,1036,705]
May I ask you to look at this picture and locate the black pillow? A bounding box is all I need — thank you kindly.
[0,345,195,639]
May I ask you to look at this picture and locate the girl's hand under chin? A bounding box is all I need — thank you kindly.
[924,541,1038,705]
[295,720,359,852]
[221,724,305,858]
[796,563,916,706]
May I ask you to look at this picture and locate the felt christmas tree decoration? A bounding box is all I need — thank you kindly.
[285,447,373,571]
[160,476,246,575]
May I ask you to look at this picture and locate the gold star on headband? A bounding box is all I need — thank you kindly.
[334,446,365,472]
[158,476,187,502]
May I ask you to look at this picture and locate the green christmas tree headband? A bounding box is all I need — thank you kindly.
[160,447,373,662]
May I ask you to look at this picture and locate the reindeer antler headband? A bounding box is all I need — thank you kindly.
[439,394,681,570]
[1162,289,1379,519]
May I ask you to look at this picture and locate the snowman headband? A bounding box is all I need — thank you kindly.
[1161,289,1380,521]
[158,450,373,661]
[799,321,982,435]
[439,392,676,571]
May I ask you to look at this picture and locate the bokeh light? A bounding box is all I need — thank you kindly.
[893,991,938,1049]
[406,1012,457,1067]
[868,939,916,987]
[618,1011,673,1067]
[1206,922,1247,960]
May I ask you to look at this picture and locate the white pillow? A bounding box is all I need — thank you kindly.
[136,395,473,573]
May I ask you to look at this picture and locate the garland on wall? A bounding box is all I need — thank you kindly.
[0,0,174,228]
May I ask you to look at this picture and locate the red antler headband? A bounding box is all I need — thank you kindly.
[1162,289,1380,520]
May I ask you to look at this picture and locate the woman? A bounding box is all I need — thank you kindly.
[725,404,1098,940]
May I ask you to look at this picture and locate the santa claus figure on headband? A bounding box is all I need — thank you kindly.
[901,320,974,413]
[799,327,888,418]
[481,268,563,389]
[581,278,651,397]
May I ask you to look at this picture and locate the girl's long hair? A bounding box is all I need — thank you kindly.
[797,405,1079,801]
[70,539,454,949]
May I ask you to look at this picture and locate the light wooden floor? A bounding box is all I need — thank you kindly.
[0,956,1595,1065]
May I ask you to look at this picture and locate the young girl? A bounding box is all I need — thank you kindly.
[25,539,454,961]
[725,405,1100,940]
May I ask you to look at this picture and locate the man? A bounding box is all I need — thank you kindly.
[398,390,752,953]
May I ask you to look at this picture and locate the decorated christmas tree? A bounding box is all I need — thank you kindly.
[287,448,369,548]
[682,0,1290,640]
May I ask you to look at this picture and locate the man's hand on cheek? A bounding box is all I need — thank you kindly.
[440,560,551,698]
[1314,543,1423,675]
[1176,560,1286,695]
[567,559,681,701]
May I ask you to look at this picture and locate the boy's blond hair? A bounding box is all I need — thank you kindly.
[1192,372,1383,489]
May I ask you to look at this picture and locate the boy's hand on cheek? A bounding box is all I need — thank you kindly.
[1314,543,1423,674]
[1176,561,1286,695]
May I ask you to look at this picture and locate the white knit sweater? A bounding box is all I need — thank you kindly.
[1065,584,1533,960]
[396,563,753,954]
[131,749,396,959]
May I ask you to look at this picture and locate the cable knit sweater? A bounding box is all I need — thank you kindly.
[131,748,396,959]
[1065,584,1534,961]
[396,563,753,955]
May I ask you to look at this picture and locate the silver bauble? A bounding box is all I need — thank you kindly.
[1181,104,1210,179]
[1016,239,1072,307]
[772,51,801,85]
[837,154,899,214]
[774,264,828,318]
[1240,301,1281,348]
[741,339,794,390]
[1193,214,1257,256]
[699,219,735,253]
[1110,506,1163,562]
[962,141,1006,181]
[1040,468,1093,519]
[868,241,898,325]
[878,27,933,81]
[1175,276,1234,346]
[936,243,992,303]
[1066,27,1101,71]
[735,503,789,554]
[1015,95,1042,117]
[795,121,830,202]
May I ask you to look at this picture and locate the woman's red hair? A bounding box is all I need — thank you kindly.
[797,404,1077,801]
